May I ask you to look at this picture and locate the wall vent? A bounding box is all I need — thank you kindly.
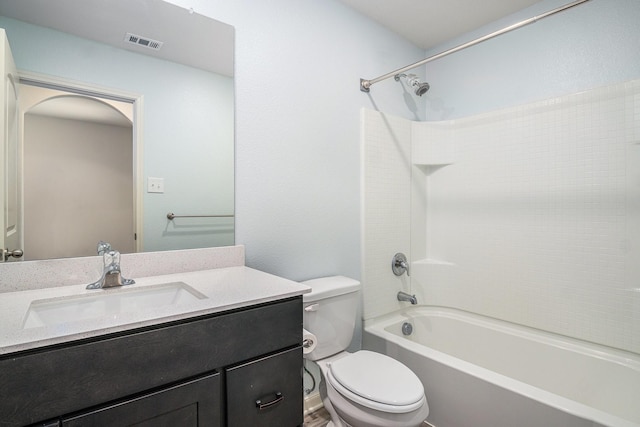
[124,32,164,51]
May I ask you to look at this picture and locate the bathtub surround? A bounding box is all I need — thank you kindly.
[362,78,640,355]
[361,110,413,319]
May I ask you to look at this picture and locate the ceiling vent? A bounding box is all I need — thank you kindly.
[124,32,164,51]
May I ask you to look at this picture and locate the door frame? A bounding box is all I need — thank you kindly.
[18,71,144,253]
[1,31,21,261]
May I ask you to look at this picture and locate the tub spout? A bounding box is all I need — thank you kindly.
[397,291,417,305]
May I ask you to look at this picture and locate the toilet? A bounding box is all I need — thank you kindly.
[303,276,429,427]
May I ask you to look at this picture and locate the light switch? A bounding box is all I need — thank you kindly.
[147,177,164,193]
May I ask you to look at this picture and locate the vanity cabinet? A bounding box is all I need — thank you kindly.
[0,297,303,427]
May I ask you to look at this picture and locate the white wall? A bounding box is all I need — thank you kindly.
[164,0,426,281]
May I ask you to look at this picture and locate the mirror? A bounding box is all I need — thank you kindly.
[0,0,234,260]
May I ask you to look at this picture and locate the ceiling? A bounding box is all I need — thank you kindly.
[1,0,545,73]
[0,0,234,76]
[336,0,542,50]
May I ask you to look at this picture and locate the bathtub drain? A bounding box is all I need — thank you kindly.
[401,322,413,336]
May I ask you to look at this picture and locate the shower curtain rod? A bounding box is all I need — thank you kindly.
[360,0,591,93]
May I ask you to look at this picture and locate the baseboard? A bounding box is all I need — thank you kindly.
[304,391,324,416]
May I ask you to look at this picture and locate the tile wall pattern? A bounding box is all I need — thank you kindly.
[361,109,413,319]
[362,79,640,354]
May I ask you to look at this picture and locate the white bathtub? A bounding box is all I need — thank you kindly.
[363,307,640,427]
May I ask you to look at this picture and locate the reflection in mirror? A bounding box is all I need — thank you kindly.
[23,87,135,260]
[0,0,234,261]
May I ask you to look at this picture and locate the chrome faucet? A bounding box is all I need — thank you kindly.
[87,242,135,289]
[397,291,418,305]
[96,240,112,256]
[392,253,410,277]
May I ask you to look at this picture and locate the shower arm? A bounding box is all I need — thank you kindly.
[359,0,591,93]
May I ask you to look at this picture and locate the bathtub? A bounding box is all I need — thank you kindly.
[363,307,640,427]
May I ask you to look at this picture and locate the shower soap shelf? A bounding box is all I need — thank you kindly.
[412,138,454,166]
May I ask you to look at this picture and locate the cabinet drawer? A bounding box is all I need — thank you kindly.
[226,347,303,427]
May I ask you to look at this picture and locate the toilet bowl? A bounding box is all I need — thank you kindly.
[303,276,429,427]
[318,351,429,427]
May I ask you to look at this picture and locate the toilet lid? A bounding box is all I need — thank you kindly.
[328,350,424,412]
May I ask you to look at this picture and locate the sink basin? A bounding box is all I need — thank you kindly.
[23,282,207,329]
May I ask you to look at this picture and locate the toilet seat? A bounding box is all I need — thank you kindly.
[327,350,425,414]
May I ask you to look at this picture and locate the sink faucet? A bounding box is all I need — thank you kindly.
[397,291,418,305]
[96,240,112,256]
[87,243,135,289]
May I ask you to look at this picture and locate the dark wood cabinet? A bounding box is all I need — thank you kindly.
[227,347,303,427]
[1,297,303,427]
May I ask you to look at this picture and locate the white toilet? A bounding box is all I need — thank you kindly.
[303,276,429,427]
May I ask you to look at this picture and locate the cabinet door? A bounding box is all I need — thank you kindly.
[61,372,220,427]
[226,347,303,427]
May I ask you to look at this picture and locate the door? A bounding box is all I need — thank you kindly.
[0,29,22,262]
[21,88,134,259]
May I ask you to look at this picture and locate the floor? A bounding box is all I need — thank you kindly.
[304,407,331,427]
[303,407,434,427]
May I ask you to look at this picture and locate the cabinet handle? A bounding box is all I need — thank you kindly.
[255,391,284,410]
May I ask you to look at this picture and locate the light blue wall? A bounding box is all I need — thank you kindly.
[164,0,426,281]
[422,0,640,120]
[0,16,234,252]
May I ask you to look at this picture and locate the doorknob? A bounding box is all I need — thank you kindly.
[3,248,23,261]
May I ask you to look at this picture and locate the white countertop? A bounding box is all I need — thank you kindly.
[0,266,310,355]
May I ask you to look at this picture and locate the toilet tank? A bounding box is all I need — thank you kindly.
[302,276,361,361]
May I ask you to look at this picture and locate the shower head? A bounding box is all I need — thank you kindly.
[394,73,430,96]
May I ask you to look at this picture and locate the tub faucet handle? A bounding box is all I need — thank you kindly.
[392,253,410,276]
